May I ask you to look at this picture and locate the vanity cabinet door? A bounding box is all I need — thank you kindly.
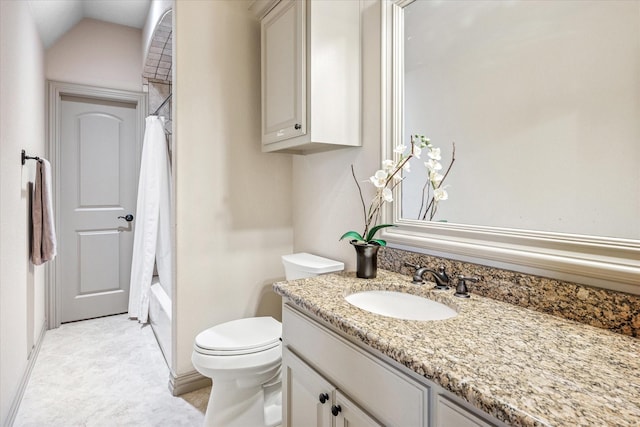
[283,347,333,427]
[334,390,384,427]
[283,304,429,426]
[261,0,306,146]
[283,347,383,427]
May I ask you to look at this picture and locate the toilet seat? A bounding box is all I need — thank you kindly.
[194,317,282,356]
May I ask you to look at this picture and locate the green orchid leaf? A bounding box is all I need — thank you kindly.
[365,224,395,242]
[339,231,364,242]
[368,239,387,247]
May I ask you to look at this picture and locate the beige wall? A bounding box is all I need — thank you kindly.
[0,1,46,424]
[174,0,293,375]
[46,18,142,92]
[292,0,381,271]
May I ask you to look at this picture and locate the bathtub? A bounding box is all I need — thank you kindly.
[149,277,171,365]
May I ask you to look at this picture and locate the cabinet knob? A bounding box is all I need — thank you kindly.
[331,404,342,416]
[318,393,329,404]
[294,123,302,130]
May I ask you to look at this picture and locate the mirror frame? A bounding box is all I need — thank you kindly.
[380,0,640,294]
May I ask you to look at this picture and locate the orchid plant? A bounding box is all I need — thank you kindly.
[340,135,455,246]
[418,139,456,221]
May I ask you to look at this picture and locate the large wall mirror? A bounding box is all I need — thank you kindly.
[381,0,640,293]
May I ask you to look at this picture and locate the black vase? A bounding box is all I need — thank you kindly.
[352,243,380,279]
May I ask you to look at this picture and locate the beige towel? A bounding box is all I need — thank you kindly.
[32,159,57,265]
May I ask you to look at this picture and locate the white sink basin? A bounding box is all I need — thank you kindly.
[345,290,457,321]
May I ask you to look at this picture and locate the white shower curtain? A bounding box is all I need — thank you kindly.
[128,116,172,323]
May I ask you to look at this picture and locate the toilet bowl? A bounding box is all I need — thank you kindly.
[192,253,344,427]
[192,317,282,427]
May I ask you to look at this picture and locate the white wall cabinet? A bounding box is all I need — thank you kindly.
[260,0,361,154]
[282,304,508,427]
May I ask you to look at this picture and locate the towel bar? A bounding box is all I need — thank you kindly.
[21,149,41,165]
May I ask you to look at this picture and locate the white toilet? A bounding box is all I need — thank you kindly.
[191,253,344,427]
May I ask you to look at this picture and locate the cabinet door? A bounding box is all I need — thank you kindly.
[333,390,384,427]
[261,0,306,145]
[283,347,333,427]
[283,305,429,426]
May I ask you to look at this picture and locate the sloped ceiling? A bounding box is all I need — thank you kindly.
[28,0,151,48]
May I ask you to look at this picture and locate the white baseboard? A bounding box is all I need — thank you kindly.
[6,319,47,426]
[168,370,211,396]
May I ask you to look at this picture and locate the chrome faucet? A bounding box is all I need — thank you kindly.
[404,263,451,290]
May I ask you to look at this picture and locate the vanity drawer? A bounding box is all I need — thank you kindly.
[283,304,429,426]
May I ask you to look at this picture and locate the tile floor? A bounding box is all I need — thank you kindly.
[14,314,211,427]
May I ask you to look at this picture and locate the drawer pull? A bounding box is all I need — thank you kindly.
[331,404,342,416]
[319,393,329,404]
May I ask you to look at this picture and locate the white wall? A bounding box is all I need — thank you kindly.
[292,0,381,271]
[46,18,142,92]
[174,0,293,376]
[0,1,46,424]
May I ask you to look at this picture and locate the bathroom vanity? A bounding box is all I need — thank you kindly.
[282,304,502,426]
[274,270,640,426]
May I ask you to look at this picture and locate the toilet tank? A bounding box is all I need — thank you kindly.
[282,253,344,280]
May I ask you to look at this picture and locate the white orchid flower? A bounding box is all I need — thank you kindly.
[394,143,407,154]
[428,147,441,160]
[403,161,411,173]
[429,171,444,185]
[369,170,388,188]
[382,159,395,172]
[382,187,393,202]
[434,188,448,201]
[425,159,442,171]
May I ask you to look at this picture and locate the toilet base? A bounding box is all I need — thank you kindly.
[204,376,282,427]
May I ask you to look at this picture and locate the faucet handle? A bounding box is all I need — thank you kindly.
[454,275,479,298]
[404,263,425,284]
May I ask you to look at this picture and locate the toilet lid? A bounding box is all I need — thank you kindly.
[195,317,282,355]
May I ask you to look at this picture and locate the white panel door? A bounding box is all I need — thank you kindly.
[59,96,139,323]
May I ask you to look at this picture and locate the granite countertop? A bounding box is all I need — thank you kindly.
[273,269,640,427]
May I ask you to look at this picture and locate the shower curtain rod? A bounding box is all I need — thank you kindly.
[152,93,172,116]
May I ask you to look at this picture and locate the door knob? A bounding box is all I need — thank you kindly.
[118,214,134,222]
[331,404,342,416]
[319,393,329,404]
